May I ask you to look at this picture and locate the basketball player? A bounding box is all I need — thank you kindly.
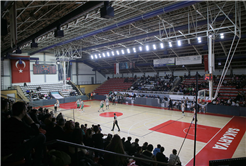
[112,95,116,105]
[56,99,60,111]
[98,100,105,112]
[198,102,208,113]
[76,99,81,111]
[181,101,185,116]
[54,103,57,113]
[111,113,120,132]
[80,100,84,112]
[105,98,109,110]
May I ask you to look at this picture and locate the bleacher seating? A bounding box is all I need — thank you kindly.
[182,76,246,100]
[20,83,78,99]
[94,78,133,95]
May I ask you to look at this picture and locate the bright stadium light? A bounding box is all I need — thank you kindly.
[95,54,98,59]
[153,44,156,50]
[169,42,172,47]
[139,46,142,51]
[127,48,130,54]
[107,52,110,57]
[99,54,101,58]
[177,40,181,46]
[116,50,120,55]
[91,55,94,59]
[111,51,115,56]
[121,49,125,54]
[220,33,224,39]
[160,43,164,49]
[146,45,149,51]
[198,37,201,43]
[133,47,136,53]
[103,53,106,57]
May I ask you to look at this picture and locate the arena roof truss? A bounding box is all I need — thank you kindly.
[1,1,246,75]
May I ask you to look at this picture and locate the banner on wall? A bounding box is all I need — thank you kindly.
[11,57,30,83]
[114,63,119,74]
[204,55,208,72]
[33,64,56,74]
[153,58,175,67]
[176,55,202,65]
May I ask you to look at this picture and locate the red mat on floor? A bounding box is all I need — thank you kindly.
[186,116,246,166]
[59,102,90,109]
[149,120,220,143]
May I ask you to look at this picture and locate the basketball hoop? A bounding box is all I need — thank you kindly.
[197,89,212,106]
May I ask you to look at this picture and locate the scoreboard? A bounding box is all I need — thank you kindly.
[204,73,213,81]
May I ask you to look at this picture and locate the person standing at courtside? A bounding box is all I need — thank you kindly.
[111,113,120,132]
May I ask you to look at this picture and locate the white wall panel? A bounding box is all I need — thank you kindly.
[71,62,76,75]
[145,72,157,77]
[78,63,94,74]
[44,53,56,62]
[113,73,122,78]
[159,71,172,76]
[32,53,44,61]
[46,74,59,83]
[72,75,77,84]
[3,77,11,88]
[78,75,95,84]
[31,73,45,84]
[106,74,113,79]
[3,59,11,75]
[123,73,133,77]
[173,70,187,76]
[96,71,106,84]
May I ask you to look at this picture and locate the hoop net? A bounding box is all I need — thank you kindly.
[197,89,211,105]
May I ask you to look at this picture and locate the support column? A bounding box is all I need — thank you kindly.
[208,35,213,100]
[63,61,66,86]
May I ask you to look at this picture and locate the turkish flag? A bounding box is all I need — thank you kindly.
[11,57,30,83]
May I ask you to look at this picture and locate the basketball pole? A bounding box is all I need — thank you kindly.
[208,35,214,100]
[193,71,198,166]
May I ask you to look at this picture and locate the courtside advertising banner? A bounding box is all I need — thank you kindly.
[11,58,30,83]
[176,55,202,65]
[153,58,175,67]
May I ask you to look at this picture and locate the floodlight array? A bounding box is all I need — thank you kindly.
[90,36,213,59]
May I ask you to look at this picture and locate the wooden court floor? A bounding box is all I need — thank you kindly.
[47,100,246,166]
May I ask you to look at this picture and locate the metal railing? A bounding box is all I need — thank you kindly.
[46,139,173,166]
[124,90,184,95]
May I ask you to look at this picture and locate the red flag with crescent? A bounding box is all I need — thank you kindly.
[11,57,30,83]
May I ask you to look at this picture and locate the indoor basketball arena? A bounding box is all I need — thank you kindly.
[1,1,246,166]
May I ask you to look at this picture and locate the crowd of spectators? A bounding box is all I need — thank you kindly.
[216,74,246,89]
[213,93,246,107]
[130,75,175,92]
[26,89,53,100]
[1,97,183,166]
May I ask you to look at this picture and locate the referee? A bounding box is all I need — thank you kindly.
[111,113,120,132]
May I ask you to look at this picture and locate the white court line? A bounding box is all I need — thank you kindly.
[184,116,234,166]
[128,118,152,136]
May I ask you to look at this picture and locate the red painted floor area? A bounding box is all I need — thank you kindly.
[186,116,246,166]
[59,102,90,109]
[149,120,220,143]
[100,112,123,117]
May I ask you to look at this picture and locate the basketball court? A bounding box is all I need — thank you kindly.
[45,100,246,166]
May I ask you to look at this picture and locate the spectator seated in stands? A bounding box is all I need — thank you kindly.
[156,147,168,165]
[36,86,41,91]
[2,101,46,166]
[70,91,76,96]
[124,77,129,83]
[26,89,30,94]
